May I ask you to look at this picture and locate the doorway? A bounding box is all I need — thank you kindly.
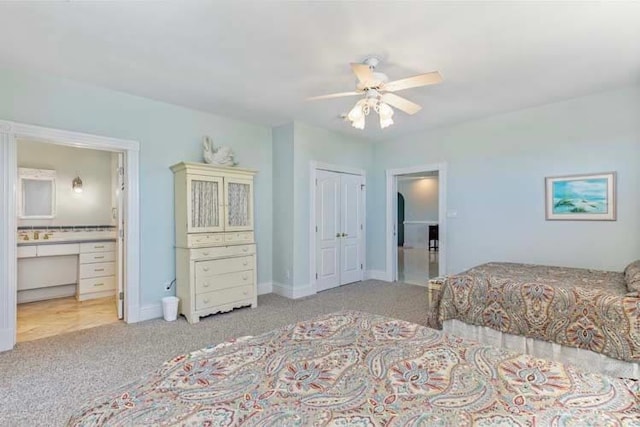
[15,140,125,342]
[0,120,140,352]
[386,163,447,285]
[310,162,365,293]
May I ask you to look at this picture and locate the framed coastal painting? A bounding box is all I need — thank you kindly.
[545,172,616,221]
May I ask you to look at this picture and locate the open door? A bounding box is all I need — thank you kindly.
[115,153,125,319]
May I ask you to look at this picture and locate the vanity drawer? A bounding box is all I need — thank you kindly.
[196,269,253,294]
[37,243,80,257]
[224,232,254,244]
[78,276,115,294]
[80,251,115,264]
[196,256,253,277]
[80,241,116,253]
[195,285,253,311]
[188,233,224,247]
[190,244,255,260]
[79,262,115,279]
[17,246,37,258]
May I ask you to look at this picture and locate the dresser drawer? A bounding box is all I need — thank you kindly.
[196,269,253,294]
[80,241,116,253]
[78,276,116,294]
[190,244,255,260]
[188,233,224,247]
[224,232,254,244]
[195,285,253,311]
[79,262,115,279]
[196,256,253,277]
[80,251,116,264]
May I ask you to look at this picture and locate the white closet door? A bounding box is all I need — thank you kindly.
[316,170,340,292]
[340,173,363,285]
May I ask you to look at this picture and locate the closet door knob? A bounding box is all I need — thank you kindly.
[336,233,341,238]
[341,233,348,237]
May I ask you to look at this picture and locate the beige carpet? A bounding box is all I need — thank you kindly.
[0,280,428,426]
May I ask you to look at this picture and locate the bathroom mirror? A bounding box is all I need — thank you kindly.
[18,168,56,219]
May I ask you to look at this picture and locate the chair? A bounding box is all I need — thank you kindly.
[428,225,439,251]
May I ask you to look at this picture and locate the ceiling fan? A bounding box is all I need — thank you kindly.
[308,57,443,130]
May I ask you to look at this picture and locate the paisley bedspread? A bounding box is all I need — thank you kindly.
[68,311,639,426]
[439,262,640,363]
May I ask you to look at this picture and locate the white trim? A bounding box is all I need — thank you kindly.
[0,120,140,352]
[364,270,387,281]
[139,303,163,322]
[272,281,316,299]
[257,281,273,295]
[309,161,367,294]
[386,163,447,283]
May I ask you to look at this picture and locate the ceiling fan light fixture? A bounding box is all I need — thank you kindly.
[347,100,365,122]
[379,115,394,129]
[351,116,365,130]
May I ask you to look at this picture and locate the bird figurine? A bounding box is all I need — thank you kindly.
[202,136,237,166]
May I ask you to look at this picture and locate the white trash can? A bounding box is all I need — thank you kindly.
[162,296,180,321]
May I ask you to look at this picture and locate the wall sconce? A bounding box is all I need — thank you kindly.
[72,175,83,193]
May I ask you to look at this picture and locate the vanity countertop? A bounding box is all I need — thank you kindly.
[17,229,117,246]
[18,238,116,247]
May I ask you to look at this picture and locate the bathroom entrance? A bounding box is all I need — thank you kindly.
[15,140,126,342]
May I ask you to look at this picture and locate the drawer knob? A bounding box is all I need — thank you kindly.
[95,268,105,272]
[203,298,210,304]
[203,282,209,288]
[94,283,104,287]
[243,260,248,266]
[94,256,105,259]
[203,251,210,256]
[95,245,104,249]
[242,247,248,252]
[242,274,248,280]
[203,267,209,272]
[243,291,248,295]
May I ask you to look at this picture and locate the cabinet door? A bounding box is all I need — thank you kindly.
[187,174,224,233]
[224,178,253,231]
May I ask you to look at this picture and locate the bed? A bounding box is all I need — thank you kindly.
[68,311,639,426]
[439,262,640,379]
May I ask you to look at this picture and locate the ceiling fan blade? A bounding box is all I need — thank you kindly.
[381,93,422,115]
[383,71,443,92]
[307,91,361,101]
[350,63,374,85]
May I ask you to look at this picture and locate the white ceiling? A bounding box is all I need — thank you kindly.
[1,1,639,141]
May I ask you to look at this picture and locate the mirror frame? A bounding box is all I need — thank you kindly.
[18,167,57,219]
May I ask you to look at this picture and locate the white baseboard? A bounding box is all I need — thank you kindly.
[365,270,388,281]
[272,282,316,299]
[257,281,272,295]
[138,302,163,322]
[0,327,14,352]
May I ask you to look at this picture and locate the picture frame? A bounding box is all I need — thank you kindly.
[545,172,616,221]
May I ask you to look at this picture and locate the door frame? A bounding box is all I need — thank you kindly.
[385,163,447,282]
[0,120,140,352]
[309,161,366,293]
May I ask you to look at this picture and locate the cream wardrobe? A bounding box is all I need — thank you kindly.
[171,162,257,324]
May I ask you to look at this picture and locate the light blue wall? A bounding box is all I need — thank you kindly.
[291,122,373,288]
[0,68,273,305]
[370,86,640,274]
[272,123,294,286]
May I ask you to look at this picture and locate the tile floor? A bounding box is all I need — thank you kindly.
[398,246,439,285]
[17,296,119,342]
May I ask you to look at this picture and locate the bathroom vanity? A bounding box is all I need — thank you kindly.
[17,228,117,303]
